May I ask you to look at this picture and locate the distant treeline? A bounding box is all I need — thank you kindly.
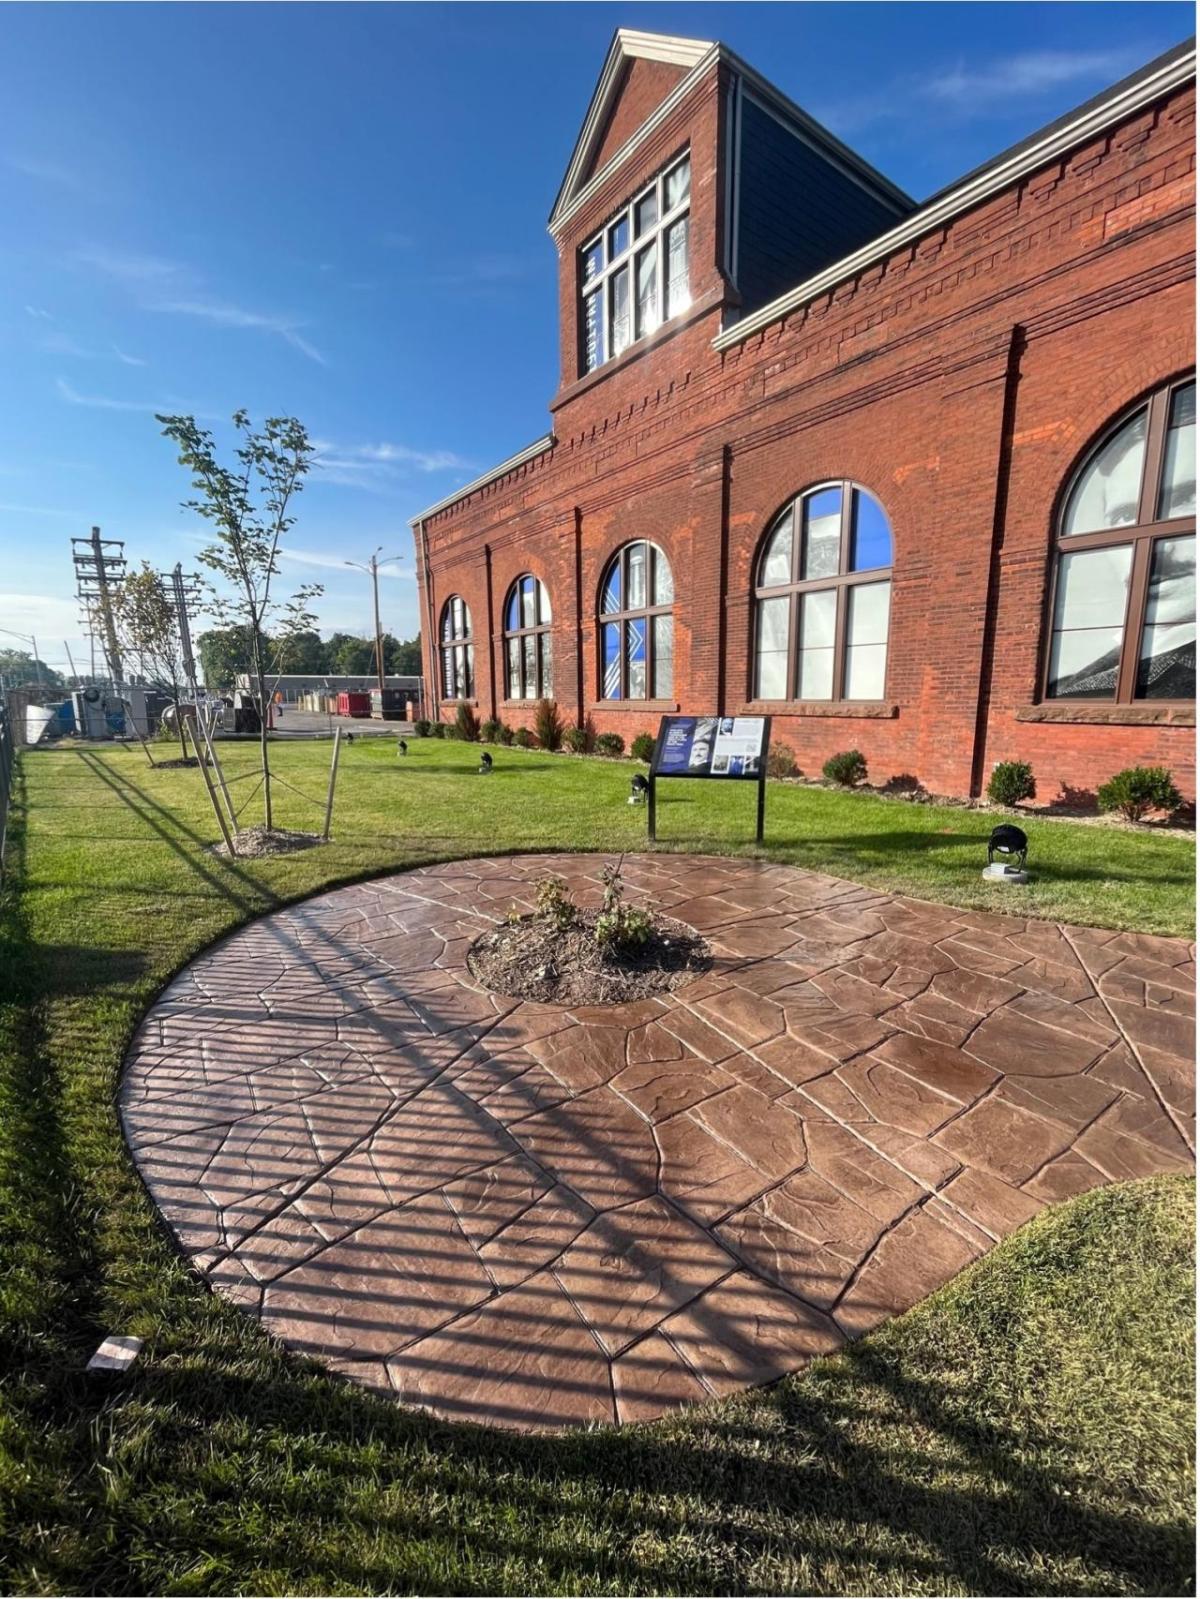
[197,626,421,689]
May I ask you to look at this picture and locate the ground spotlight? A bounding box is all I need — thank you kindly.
[479,751,493,774]
[629,773,649,806]
[397,738,408,756]
[983,823,1029,884]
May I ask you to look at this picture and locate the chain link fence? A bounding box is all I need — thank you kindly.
[0,694,14,882]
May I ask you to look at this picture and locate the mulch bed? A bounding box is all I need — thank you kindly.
[468,909,711,1006]
[210,825,323,859]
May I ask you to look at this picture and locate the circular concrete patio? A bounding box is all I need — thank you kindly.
[121,854,1195,1431]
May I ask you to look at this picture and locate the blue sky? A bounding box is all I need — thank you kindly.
[0,1,1191,674]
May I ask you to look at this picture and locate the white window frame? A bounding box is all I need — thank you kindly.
[580,152,691,375]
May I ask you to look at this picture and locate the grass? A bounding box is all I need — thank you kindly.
[0,737,1194,1595]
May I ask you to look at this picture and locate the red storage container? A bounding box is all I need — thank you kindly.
[336,691,371,718]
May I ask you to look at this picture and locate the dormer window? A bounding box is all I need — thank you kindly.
[580,153,691,374]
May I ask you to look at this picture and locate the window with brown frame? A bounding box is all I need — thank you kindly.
[1046,377,1195,702]
[599,541,674,700]
[754,482,893,702]
[503,574,553,701]
[439,594,474,701]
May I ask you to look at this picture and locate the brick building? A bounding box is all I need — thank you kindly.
[411,29,1196,800]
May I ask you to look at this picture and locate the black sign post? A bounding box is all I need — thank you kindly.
[648,715,772,844]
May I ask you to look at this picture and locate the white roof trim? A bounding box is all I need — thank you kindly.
[714,42,1196,352]
[410,435,554,525]
[550,29,714,231]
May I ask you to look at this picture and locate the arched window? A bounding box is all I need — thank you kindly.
[754,482,893,702]
[598,541,674,700]
[504,574,553,701]
[439,595,474,700]
[1046,377,1195,701]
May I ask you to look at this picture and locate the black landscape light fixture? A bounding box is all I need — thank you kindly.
[479,751,493,774]
[629,773,649,806]
[397,738,408,757]
[983,823,1029,884]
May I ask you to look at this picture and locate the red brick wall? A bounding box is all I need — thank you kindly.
[586,58,690,179]
[418,76,1196,800]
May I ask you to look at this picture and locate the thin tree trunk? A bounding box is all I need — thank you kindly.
[256,656,272,832]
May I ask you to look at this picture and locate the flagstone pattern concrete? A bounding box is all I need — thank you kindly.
[121,854,1195,1431]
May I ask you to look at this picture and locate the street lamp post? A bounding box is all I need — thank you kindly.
[0,626,42,685]
[345,549,403,692]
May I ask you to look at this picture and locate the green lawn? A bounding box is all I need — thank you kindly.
[0,739,1194,1596]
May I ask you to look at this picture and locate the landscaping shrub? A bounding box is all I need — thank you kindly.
[594,858,652,954]
[767,741,797,779]
[823,749,867,786]
[987,759,1036,806]
[1097,765,1182,823]
[413,718,431,738]
[534,697,564,752]
[564,725,589,754]
[496,722,515,746]
[534,875,576,929]
[513,727,535,749]
[595,732,625,757]
[480,718,502,743]
[630,732,656,763]
[430,721,446,739]
[454,701,480,743]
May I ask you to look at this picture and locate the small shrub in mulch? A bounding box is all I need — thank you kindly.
[468,862,711,1005]
[767,741,796,779]
[630,732,655,763]
[595,732,625,757]
[564,725,589,754]
[534,698,564,751]
[1098,765,1182,823]
[513,728,535,748]
[153,756,200,770]
[823,748,867,786]
[987,759,1036,806]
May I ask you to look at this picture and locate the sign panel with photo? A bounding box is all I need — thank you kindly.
[647,714,772,841]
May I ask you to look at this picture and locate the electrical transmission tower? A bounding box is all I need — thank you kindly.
[72,526,126,685]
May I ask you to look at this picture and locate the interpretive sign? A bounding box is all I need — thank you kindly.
[648,715,772,841]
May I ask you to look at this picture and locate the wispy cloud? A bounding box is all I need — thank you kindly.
[430,252,533,292]
[151,297,326,364]
[814,44,1148,137]
[311,438,471,491]
[76,245,185,284]
[24,304,54,321]
[113,344,148,367]
[279,547,412,578]
[55,377,213,418]
[0,502,80,519]
[6,155,82,189]
[41,331,97,359]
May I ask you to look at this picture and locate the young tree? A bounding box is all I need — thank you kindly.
[158,411,320,832]
[112,562,189,757]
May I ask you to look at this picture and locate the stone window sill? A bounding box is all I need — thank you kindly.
[585,699,680,715]
[1016,703,1195,727]
[737,701,900,719]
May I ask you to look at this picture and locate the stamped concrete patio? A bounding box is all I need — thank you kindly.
[121,854,1195,1431]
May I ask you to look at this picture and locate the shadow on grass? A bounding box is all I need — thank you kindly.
[45,1325,1189,1598]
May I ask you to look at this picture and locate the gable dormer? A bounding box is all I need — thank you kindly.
[549,31,916,405]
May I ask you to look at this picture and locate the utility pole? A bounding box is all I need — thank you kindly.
[72,526,126,688]
[345,548,403,691]
[162,563,202,701]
